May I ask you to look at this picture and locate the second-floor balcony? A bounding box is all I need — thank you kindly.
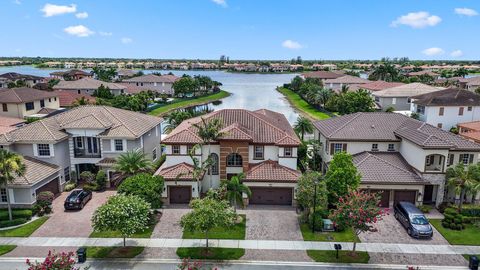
[73,136,101,158]
[424,154,445,173]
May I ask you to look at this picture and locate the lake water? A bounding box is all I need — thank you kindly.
[0,66,300,123]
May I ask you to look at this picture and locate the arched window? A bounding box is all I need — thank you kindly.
[226,153,243,167]
[209,153,219,175]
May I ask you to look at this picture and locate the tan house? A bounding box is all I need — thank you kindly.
[0,73,46,88]
[122,74,180,95]
[53,78,126,96]
[0,88,59,119]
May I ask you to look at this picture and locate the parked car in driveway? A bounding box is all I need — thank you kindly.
[64,189,92,210]
[394,201,433,238]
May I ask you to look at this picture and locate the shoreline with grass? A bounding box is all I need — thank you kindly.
[148,90,231,116]
[277,87,331,120]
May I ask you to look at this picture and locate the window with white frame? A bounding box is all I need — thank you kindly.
[37,144,51,156]
[284,147,293,157]
[152,148,157,160]
[254,146,264,159]
[448,154,454,166]
[388,144,395,151]
[460,154,474,165]
[371,144,378,151]
[172,145,180,155]
[333,143,343,154]
[75,137,83,148]
[114,139,124,151]
[0,188,7,202]
[64,167,70,182]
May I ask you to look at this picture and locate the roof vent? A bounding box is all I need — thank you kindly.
[371,125,375,129]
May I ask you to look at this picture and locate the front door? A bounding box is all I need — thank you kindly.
[423,185,434,204]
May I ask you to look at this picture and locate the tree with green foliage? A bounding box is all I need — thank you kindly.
[226,173,251,212]
[328,89,375,115]
[290,76,304,92]
[93,85,114,99]
[163,110,192,133]
[330,190,386,253]
[325,152,361,205]
[368,63,399,82]
[47,79,60,89]
[296,172,327,214]
[118,173,165,209]
[7,80,26,88]
[180,197,236,249]
[294,116,314,141]
[453,68,469,78]
[446,163,480,211]
[92,194,151,246]
[92,67,117,82]
[0,149,26,221]
[173,76,197,97]
[72,96,93,106]
[113,150,152,177]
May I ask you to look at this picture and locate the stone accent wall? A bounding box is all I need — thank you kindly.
[422,173,446,206]
[219,141,249,179]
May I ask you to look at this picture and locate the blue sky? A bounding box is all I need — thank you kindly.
[0,0,479,60]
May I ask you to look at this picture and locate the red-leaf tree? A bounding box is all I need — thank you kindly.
[330,190,388,253]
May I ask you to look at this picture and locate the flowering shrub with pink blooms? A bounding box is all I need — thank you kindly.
[177,258,217,270]
[26,250,84,270]
[330,190,388,252]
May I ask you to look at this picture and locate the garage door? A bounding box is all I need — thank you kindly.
[36,177,60,196]
[370,190,390,208]
[250,187,293,205]
[394,190,416,206]
[169,186,191,204]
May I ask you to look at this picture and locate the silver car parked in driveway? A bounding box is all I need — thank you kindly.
[394,201,433,238]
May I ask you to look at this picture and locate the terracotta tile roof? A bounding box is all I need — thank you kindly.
[117,83,145,94]
[302,71,343,80]
[163,109,300,146]
[313,112,480,150]
[123,74,180,83]
[9,156,60,186]
[352,152,426,184]
[54,91,96,107]
[0,105,162,143]
[407,71,439,77]
[244,160,300,182]
[53,78,126,90]
[324,75,370,84]
[350,81,405,92]
[97,157,116,166]
[155,162,200,181]
[50,69,91,77]
[411,88,480,106]
[220,123,253,141]
[0,87,58,103]
[373,83,443,98]
[458,121,480,130]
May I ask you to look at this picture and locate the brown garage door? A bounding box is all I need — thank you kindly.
[169,186,192,204]
[36,177,60,196]
[250,187,293,205]
[370,190,390,208]
[394,190,416,206]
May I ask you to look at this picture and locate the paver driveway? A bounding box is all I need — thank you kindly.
[32,190,116,237]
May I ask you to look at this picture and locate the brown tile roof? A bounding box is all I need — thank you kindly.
[458,121,480,130]
[461,76,480,86]
[123,74,180,83]
[117,83,145,94]
[50,69,91,77]
[0,105,162,143]
[163,109,300,146]
[155,162,200,181]
[37,107,58,114]
[302,71,344,80]
[350,81,405,92]
[0,88,58,103]
[407,71,439,77]
[459,131,480,143]
[220,123,253,141]
[10,156,60,186]
[313,112,480,150]
[54,91,96,107]
[244,160,300,183]
[324,75,370,84]
[411,88,480,106]
[0,72,44,81]
[53,78,126,90]
[352,152,426,184]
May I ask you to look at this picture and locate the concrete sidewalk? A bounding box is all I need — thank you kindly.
[1,237,480,256]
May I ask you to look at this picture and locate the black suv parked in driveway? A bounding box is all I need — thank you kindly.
[394,201,433,238]
[64,189,92,210]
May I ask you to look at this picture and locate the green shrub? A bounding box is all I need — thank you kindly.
[79,171,95,182]
[419,205,432,213]
[118,173,165,209]
[0,209,32,220]
[152,154,166,171]
[309,211,324,232]
[438,202,452,213]
[442,207,465,230]
[0,218,27,228]
[36,192,54,207]
[64,182,76,192]
[83,182,98,192]
[460,205,480,217]
[95,171,107,191]
[463,216,480,224]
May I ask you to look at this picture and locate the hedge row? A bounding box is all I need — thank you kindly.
[0,209,32,220]
[0,218,27,228]
[460,205,480,217]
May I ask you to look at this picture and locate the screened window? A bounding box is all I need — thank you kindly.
[371,144,378,151]
[172,145,180,154]
[388,144,395,151]
[209,153,219,175]
[416,105,425,114]
[460,154,474,165]
[37,144,50,156]
[284,147,293,157]
[254,146,264,159]
[0,188,7,203]
[25,102,34,111]
[152,148,157,160]
[75,137,83,148]
[334,143,343,154]
[114,139,124,151]
[227,153,242,167]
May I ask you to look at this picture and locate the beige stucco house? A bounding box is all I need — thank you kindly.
[0,88,59,119]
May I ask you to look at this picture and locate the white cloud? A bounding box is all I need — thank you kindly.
[121,37,133,44]
[282,40,303,50]
[13,0,21,5]
[422,47,445,56]
[212,0,227,7]
[41,3,77,17]
[75,12,88,19]
[455,8,478,17]
[99,31,113,36]
[450,50,464,58]
[64,25,94,37]
[391,11,441,28]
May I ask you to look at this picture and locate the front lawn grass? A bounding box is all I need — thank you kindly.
[86,246,144,258]
[430,219,480,245]
[0,245,16,256]
[300,223,359,242]
[463,254,480,260]
[176,247,244,260]
[277,87,331,120]
[182,214,246,240]
[307,250,370,263]
[0,217,48,237]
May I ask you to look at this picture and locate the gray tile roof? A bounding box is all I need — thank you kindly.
[324,75,370,84]
[0,105,162,143]
[411,88,480,106]
[123,74,179,83]
[373,83,443,98]
[53,78,126,90]
[0,87,58,103]
[352,152,426,185]
[10,156,60,186]
[314,112,480,150]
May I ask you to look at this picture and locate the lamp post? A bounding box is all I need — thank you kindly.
[312,178,319,233]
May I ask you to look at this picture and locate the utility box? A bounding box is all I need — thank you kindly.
[77,247,87,263]
[322,219,335,232]
[470,255,479,270]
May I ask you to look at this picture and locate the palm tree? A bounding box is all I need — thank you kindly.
[294,116,314,141]
[73,97,91,106]
[181,144,213,194]
[226,173,251,212]
[193,117,224,189]
[446,163,480,211]
[113,151,152,177]
[317,88,332,108]
[163,110,192,134]
[0,149,26,220]
[369,63,399,82]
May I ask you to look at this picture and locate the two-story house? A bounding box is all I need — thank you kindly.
[410,88,480,131]
[313,112,480,207]
[0,72,46,88]
[157,109,301,205]
[0,88,59,119]
[122,74,180,95]
[53,78,127,96]
[372,83,443,111]
[459,76,480,92]
[323,75,370,91]
[0,105,162,208]
[50,69,93,81]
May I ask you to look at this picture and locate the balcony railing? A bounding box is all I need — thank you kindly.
[74,148,101,158]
